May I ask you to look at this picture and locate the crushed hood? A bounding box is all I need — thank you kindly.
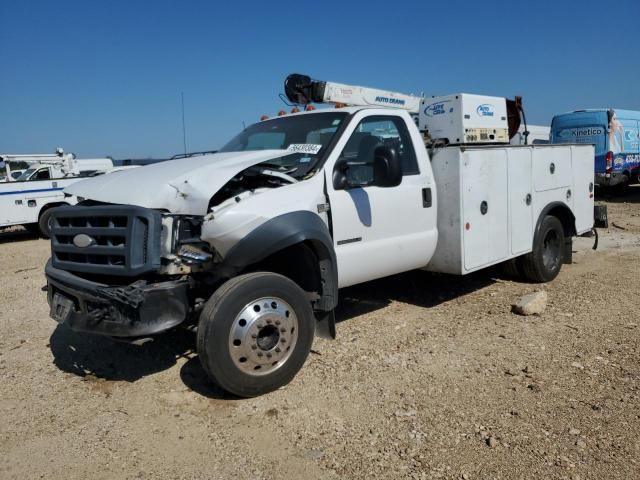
[65,150,292,214]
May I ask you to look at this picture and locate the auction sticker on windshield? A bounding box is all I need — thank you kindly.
[287,144,322,154]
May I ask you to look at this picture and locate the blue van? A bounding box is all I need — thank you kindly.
[551,109,640,188]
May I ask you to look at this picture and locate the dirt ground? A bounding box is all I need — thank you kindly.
[1,188,639,480]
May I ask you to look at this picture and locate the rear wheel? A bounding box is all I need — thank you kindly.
[521,215,565,283]
[197,272,315,397]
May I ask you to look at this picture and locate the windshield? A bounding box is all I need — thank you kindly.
[219,112,347,177]
[15,168,36,181]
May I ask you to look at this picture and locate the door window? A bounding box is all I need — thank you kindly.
[337,116,419,186]
[33,168,51,180]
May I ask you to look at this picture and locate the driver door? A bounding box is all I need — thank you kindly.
[326,112,436,288]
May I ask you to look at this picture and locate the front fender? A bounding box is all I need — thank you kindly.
[221,211,338,313]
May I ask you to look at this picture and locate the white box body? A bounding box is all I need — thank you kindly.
[419,94,509,144]
[424,144,594,275]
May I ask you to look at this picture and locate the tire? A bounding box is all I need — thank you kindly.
[38,208,55,238]
[197,272,315,397]
[521,215,565,283]
[24,223,41,236]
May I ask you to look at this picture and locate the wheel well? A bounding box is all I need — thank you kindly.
[242,242,322,298]
[546,204,576,238]
[39,202,69,218]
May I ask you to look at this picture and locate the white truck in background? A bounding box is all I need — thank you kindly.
[0,149,113,237]
[0,169,26,182]
[45,74,596,397]
[511,125,551,145]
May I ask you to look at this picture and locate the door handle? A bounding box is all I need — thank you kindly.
[422,188,432,208]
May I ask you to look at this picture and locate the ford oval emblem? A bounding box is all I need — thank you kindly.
[73,234,96,248]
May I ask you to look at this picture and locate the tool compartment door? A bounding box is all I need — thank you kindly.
[534,146,572,192]
[461,149,509,271]
[570,144,596,234]
[508,148,534,255]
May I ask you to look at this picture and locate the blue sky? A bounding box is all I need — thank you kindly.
[1,0,639,159]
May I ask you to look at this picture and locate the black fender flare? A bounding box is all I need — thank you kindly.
[533,201,576,264]
[221,211,338,314]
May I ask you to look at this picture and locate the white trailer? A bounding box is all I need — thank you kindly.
[44,74,596,397]
[0,149,114,236]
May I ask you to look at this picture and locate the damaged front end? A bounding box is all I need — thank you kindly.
[46,261,190,337]
[45,151,325,339]
[44,179,289,338]
[45,204,215,338]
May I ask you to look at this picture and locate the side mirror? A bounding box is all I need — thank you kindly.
[332,157,351,190]
[373,145,402,187]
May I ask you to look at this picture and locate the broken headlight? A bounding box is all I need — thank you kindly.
[177,244,212,264]
[170,215,214,264]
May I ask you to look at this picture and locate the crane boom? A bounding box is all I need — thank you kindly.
[284,73,420,113]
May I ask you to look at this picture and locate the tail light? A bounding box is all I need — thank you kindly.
[605,151,613,175]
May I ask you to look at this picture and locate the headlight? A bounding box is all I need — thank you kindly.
[166,215,213,264]
[177,244,212,264]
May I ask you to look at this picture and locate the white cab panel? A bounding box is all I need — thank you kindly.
[324,109,438,288]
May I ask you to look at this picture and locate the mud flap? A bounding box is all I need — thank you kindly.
[315,310,336,339]
[563,238,573,264]
[594,205,608,229]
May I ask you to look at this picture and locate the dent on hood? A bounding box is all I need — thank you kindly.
[64,149,296,214]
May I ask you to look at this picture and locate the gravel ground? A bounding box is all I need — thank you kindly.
[1,188,639,480]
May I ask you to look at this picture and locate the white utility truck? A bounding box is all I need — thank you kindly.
[0,149,113,237]
[45,74,595,397]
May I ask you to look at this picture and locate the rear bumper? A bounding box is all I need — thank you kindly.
[45,259,189,337]
[595,172,627,187]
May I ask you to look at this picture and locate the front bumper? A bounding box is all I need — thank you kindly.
[45,259,189,337]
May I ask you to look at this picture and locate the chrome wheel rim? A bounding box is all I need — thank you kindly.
[228,297,298,376]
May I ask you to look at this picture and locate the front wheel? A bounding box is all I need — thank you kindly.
[197,272,315,397]
[521,215,565,283]
[38,208,55,238]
